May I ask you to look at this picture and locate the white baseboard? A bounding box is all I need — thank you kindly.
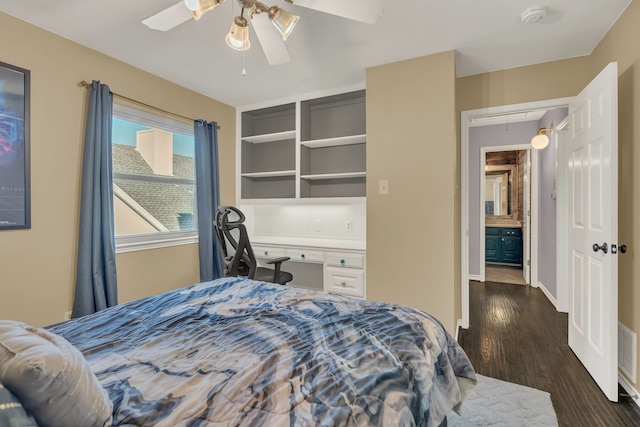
[538,281,558,309]
[455,319,463,341]
[619,373,640,408]
[469,274,482,281]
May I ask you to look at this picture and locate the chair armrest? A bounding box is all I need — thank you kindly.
[265,257,290,284]
[265,256,290,265]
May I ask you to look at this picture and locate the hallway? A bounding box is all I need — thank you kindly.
[458,281,640,426]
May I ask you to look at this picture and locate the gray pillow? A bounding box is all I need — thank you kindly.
[0,382,38,427]
[0,321,112,427]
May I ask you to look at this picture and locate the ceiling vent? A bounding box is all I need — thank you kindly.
[521,6,546,25]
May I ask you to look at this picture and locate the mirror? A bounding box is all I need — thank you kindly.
[485,165,518,218]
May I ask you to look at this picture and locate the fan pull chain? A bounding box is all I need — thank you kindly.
[242,49,247,76]
[242,6,247,77]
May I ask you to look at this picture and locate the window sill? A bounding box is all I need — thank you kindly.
[115,231,198,254]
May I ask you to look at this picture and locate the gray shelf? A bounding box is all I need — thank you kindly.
[301,134,366,148]
[243,130,296,144]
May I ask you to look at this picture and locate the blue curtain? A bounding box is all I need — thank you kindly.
[72,81,118,318]
[194,120,223,281]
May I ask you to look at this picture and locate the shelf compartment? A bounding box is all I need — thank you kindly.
[241,175,295,199]
[301,172,366,180]
[242,139,295,175]
[242,170,296,178]
[300,90,366,141]
[300,144,366,176]
[300,176,366,198]
[242,103,295,137]
[301,134,366,148]
[243,130,296,144]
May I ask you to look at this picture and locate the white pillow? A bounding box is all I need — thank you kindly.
[0,321,112,427]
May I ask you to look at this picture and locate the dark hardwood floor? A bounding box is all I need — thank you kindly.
[458,280,640,427]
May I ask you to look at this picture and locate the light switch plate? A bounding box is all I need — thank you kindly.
[379,180,389,195]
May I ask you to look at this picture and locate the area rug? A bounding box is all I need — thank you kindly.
[447,374,558,426]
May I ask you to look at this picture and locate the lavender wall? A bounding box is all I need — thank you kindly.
[468,121,539,277]
[537,108,568,297]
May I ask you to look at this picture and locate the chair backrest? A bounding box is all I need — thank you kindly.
[214,206,258,279]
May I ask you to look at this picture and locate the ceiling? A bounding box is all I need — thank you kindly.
[0,0,631,107]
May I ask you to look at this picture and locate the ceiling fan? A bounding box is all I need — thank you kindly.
[142,0,385,66]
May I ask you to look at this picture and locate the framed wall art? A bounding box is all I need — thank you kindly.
[0,61,30,229]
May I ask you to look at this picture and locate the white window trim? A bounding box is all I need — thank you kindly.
[112,101,198,253]
[115,231,198,254]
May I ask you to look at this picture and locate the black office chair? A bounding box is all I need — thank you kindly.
[214,206,293,285]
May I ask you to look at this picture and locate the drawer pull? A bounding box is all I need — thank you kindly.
[341,281,347,287]
[340,259,345,265]
[301,254,305,259]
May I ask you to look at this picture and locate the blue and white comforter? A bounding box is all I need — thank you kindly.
[49,277,476,427]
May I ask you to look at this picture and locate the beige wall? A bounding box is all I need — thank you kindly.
[591,0,640,389]
[366,51,458,332]
[0,12,236,327]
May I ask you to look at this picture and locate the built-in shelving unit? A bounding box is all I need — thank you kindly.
[238,89,366,201]
[240,103,296,199]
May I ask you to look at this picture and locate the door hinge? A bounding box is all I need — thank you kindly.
[527,260,531,266]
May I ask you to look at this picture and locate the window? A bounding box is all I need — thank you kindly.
[111,102,197,252]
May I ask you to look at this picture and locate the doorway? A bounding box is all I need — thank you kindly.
[460,97,573,330]
[483,149,530,286]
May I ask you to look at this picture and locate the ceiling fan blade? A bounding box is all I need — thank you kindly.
[291,0,384,24]
[142,1,193,31]
[250,13,291,66]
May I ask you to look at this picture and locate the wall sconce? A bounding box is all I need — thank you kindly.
[531,123,554,150]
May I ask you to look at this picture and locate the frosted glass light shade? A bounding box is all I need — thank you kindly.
[531,133,549,149]
[184,0,200,11]
[270,7,300,41]
[187,0,221,20]
[226,16,251,51]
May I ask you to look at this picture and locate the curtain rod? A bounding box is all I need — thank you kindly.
[79,81,220,130]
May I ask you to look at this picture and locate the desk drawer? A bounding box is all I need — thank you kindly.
[252,245,288,259]
[287,249,324,263]
[325,252,365,269]
[325,267,364,297]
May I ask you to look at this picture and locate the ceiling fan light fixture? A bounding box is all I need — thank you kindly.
[268,6,300,41]
[184,0,200,11]
[188,0,223,20]
[225,16,251,51]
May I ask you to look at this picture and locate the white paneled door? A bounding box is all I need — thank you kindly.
[568,62,618,402]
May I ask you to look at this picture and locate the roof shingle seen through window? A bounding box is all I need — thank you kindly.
[113,144,196,231]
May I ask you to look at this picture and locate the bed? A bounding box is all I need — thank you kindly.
[1,277,476,427]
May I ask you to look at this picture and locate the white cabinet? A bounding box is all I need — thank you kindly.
[324,251,366,298]
[325,267,364,298]
[238,89,366,201]
[252,245,288,259]
[252,242,366,298]
[287,248,324,263]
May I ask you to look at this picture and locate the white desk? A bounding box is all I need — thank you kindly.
[251,236,366,298]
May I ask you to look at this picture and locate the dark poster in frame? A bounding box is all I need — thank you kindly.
[0,61,30,229]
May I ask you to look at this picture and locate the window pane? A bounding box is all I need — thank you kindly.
[114,179,195,235]
[112,114,196,238]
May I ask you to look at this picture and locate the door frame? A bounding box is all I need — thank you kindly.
[460,97,573,329]
[555,116,570,313]
[480,145,536,283]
